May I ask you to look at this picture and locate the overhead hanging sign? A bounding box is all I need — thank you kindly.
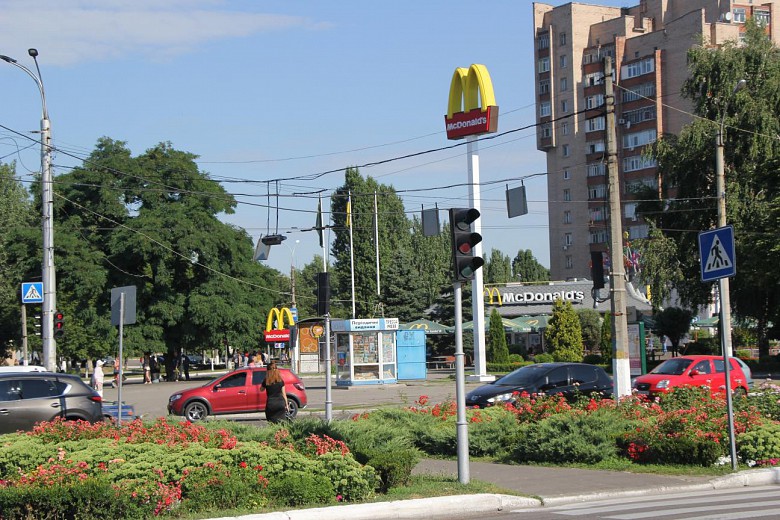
[444,63,499,140]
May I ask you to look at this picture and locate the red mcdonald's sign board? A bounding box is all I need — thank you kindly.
[264,329,290,342]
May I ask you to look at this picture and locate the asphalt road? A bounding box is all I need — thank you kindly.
[100,369,484,422]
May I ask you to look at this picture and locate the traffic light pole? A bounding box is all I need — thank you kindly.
[453,281,469,484]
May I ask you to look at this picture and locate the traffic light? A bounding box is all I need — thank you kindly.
[316,272,330,315]
[449,208,484,282]
[53,310,64,339]
[591,251,605,290]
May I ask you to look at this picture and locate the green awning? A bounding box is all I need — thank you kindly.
[399,319,452,335]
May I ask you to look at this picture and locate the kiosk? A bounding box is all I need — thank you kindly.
[332,318,398,386]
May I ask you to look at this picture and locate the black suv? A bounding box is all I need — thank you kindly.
[466,362,613,408]
[0,371,103,434]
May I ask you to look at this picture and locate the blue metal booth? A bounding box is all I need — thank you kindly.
[332,318,399,386]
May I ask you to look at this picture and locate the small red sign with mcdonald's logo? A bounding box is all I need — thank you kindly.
[264,329,290,342]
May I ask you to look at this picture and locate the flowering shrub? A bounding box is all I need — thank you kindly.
[737,422,780,464]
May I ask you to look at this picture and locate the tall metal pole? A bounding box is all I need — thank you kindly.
[716,79,744,471]
[1,50,56,372]
[453,281,469,484]
[604,56,631,399]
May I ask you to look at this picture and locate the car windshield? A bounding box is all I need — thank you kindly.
[495,365,549,386]
[650,358,692,375]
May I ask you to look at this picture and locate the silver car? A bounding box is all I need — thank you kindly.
[0,372,103,434]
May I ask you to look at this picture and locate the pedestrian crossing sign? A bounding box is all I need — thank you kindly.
[21,282,44,304]
[698,226,736,282]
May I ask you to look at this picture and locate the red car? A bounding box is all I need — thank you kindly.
[167,367,307,421]
[632,355,748,397]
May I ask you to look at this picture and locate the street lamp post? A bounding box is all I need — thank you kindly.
[715,78,745,471]
[284,239,300,308]
[1,49,56,371]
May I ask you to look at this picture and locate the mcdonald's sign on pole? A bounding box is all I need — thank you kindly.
[444,64,499,140]
[263,307,295,342]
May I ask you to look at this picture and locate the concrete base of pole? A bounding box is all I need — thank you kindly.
[466,374,496,382]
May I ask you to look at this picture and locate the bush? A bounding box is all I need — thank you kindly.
[508,353,524,363]
[741,382,780,421]
[364,449,419,491]
[266,471,335,507]
[737,422,780,464]
[510,408,633,464]
[486,361,532,373]
[533,353,554,363]
[468,406,521,457]
[582,354,603,365]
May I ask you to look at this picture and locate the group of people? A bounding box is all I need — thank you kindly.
[233,350,269,368]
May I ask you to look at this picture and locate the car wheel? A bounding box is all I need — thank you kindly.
[184,401,209,421]
[733,387,748,398]
[286,399,299,419]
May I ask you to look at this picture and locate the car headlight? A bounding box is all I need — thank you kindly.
[487,392,514,403]
[656,379,670,389]
[169,394,182,403]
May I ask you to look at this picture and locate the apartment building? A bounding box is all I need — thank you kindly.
[533,0,779,281]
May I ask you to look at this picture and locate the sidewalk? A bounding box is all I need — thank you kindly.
[209,461,780,520]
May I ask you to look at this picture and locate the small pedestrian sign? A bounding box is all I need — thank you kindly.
[699,226,736,282]
[21,282,44,304]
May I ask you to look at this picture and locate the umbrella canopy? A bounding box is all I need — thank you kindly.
[399,319,452,335]
[462,318,530,332]
[512,315,551,330]
[695,316,719,327]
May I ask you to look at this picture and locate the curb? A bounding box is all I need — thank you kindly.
[207,493,540,520]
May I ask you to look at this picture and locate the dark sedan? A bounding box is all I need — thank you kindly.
[466,362,612,408]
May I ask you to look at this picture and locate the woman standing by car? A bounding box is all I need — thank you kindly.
[261,361,289,423]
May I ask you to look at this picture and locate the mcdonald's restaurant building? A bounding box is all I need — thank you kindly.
[485,280,652,353]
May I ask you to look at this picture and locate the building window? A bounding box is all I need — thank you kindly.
[563,210,572,224]
[561,121,570,135]
[562,144,570,157]
[565,255,573,269]
[622,129,657,149]
[625,178,658,194]
[585,71,604,87]
[589,230,608,244]
[564,233,573,246]
[563,169,571,180]
[622,106,657,125]
[625,202,637,221]
[538,57,550,73]
[586,94,604,109]
[622,82,655,102]
[539,79,550,94]
[586,116,605,132]
[541,124,552,138]
[733,7,746,23]
[560,32,567,46]
[623,155,657,172]
[587,141,605,154]
[628,224,650,239]
[560,77,568,91]
[563,189,571,202]
[589,206,606,222]
[587,162,606,177]
[589,184,607,200]
[540,101,551,117]
[559,54,567,69]
[561,99,569,113]
[755,10,770,26]
[622,58,654,79]
[537,34,550,49]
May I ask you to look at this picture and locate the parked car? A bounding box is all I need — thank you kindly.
[167,366,307,421]
[0,371,103,434]
[734,357,754,389]
[465,363,613,408]
[632,355,749,397]
[101,401,137,423]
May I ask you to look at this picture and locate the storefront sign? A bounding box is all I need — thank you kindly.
[445,64,499,140]
[484,289,585,306]
[264,329,290,342]
[331,318,399,332]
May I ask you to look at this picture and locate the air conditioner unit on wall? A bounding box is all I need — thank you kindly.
[618,118,626,125]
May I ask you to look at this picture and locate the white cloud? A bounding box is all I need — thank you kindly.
[0,0,322,66]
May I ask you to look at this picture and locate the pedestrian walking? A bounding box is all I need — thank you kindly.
[92,360,105,397]
[112,358,121,388]
[182,354,190,381]
[143,353,152,384]
[261,360,289,423]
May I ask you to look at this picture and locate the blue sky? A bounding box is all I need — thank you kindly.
[0,0,629,275]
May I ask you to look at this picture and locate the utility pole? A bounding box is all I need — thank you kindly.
[604,56,631,399]
[1,49,56,372]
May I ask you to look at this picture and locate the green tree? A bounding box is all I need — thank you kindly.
[485,249,512,284]
[653,307,693,357]
[511,250,550,282]
[646,21,780,356]
[544,299,583,362]
[487,308,509,363]
[600,312,612,362]
[633,225,684,313]
[577,308,602,354]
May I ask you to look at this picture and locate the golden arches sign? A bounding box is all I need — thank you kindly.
[265,307,295,332]
[409,323,430,330]
[445,63,499,140]
[484,287,503,306]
